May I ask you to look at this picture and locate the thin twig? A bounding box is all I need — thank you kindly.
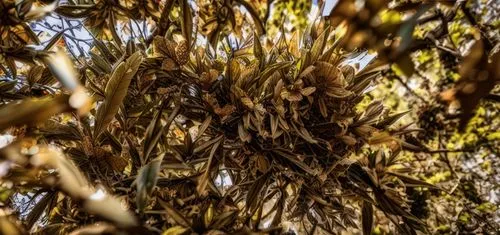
[424,148,475,154]
[389,74,429,104]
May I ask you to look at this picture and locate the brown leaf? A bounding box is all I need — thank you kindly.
[387,171,437,189]
[0,95,72,132]
[31,147,138,227]
[246,171,270,214]
[394,54,415,77]
[211,211,238,229]
[43,49,81,90]
[237,0,265,36]
[281,90,303,102]
[0,215,23,235]
[196,115,212,141]
[300,86,317,96]
[238,122,252,142]
[94,51,143,137]
[272,149,317,175]
[253,32,263,59]
[310,27,329,62]
[196,135,223,195]
[136,155,164,212]
[25,191,57,230]
[68,223,116,235]
[241,97,254,110]
[154,36,176,58]
[298,65,316,79]
[159,200,191,227]
[443,40,500,129]
[144,105,180,161]
[362,201,373,235]
[326,86,352,98]
[179,0,193,47]
[175,40,189,65]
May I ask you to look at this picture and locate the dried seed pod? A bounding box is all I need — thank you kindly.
[175,40,189,65]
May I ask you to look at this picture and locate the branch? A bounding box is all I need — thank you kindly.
[460,4,494,50]
[424,148,475,154]
[484,94,500,102]
[387,74,429,104]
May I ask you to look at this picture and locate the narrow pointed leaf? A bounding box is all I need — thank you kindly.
[94,52,143,137]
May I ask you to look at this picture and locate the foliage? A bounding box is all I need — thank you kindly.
[0,0,498,234]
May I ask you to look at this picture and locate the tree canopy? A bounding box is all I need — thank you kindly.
[0,0,498,234]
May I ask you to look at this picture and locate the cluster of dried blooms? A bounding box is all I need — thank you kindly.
[0,0,498,234]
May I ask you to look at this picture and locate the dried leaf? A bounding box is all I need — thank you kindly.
[31,147,138,227]
[300,87,316,96]
[362,201,373,235]
[179,0,193,47]
[25,191,57,229]
[253,33,263,59]
[310,27,329,62]
[298,65,316,79]
[237,0,265,36]
[196,115,212,141]
[0,95,72,132]
[136,154,164,212]
[211,211,237,229]
[159,200,191,227]
[238,122,252,142]
[43,49,80,91]
[162,226,189,235]
[68,223,116,235]
[246,171,270,214]
[0,216,23,235]
[375,111,409,128]
[94,51,143,137]
[196,135,223,195]
[387,171,437,189]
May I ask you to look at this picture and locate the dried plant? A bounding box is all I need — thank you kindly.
[0,0,498,234]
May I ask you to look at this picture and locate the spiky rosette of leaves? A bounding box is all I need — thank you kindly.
[0,1,449,234]
[128,26,429,233]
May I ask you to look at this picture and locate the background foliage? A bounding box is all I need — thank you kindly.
[0,0,498,234]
